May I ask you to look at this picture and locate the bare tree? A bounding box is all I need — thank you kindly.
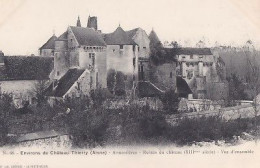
[243,40,260,140]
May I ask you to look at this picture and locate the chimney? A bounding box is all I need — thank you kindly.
[87,16,98,30]
[0,51,4,66]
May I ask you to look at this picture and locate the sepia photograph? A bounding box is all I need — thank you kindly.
[0,0,260,167]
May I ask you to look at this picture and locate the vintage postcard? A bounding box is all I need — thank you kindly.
[0,0,260,167]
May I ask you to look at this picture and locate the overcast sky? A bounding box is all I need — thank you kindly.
[0,0,260,55]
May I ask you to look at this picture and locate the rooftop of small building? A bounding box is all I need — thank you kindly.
[174,47,213,55]
[44,68,86,97]
[0,56,53,81]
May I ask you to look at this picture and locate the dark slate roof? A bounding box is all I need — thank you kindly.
[176,76,192,97]
[69,26,106,46]
[57,31,68,41]
[138,81,164,97]
[126,28,139,39]
[176,48,212,55]
[0,56,53,81]
[149,29,160,44]
[39,35,57,50]
[104,26,136,45]
[44,68,85,97]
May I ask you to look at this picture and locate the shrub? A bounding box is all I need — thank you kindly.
[159,90,180,114]
[119,104,170,144]
[167,116,260,145]
[68,108,109,148]
[0,93,13,146]
[107,69,126,96]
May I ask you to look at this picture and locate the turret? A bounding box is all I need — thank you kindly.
[76,16,81,27]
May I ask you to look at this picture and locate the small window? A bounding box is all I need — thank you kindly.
[57,71,60,76]
[77,82,80,90]
[190,55,193,59]
[89,53,95,66]
[170,72,173,78]
[70,39,73,42]
[120,45,123,49]
[113,49,115,52]
[143,47,146,49]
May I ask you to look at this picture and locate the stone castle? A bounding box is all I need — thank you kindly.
[0,15,227,106]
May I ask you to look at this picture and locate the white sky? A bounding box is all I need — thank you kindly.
[0,0,260,55]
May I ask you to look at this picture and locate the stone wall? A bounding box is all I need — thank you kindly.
[104,97,163,110]
[40,49,54,57]
[179,98,223,112]
[150,63,177,91]
[167,104,259,125]
[0,80,39,107]
[15,135,72,148]
[106,45,137,74]
[54,40,69,79]
[78,47,107,88]
[132,28,150,58]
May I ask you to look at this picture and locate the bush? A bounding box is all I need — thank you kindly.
[0,93,13,146]
[167,116,260,145]
[107,69,126,96]
[68,108,109,148]
[159,90,180,114]
[118,104,170,144]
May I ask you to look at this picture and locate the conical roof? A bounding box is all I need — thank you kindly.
[149,29,160,44]
[40,35,57,50]
[76,16,81,27]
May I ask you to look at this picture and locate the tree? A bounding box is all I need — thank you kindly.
[227,73,248,105]
[67,102,108,148]
[32,80,49,106]
[171,41,180,48]
[0,93,13,146]
[242,40,260,140]
[159,90,180,114]
[107,69,126,96]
